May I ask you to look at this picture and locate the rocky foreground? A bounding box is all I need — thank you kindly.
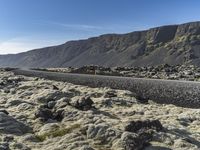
[1,70,200,150]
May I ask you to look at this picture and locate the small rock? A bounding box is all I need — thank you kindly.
[34,77,39,81]
[3,88,10,93]
[6,99,24,107]
[0,142,9,150]
[87,123,117,144]
[104,90,117,98]
[53,109,64,121]
[121,132,145,150]
[37,123,59,138]
[20,134,39,143]
[54,98,70,109]
[0,81,5,86]
[52,85,59,90]
[70,96,94,111]
[47,101,56,109]
[17,103,34,111]
[35,108,53,121]
[2,136,14,142]
[80,145,95,150]
[0,109,9,115]
[7,76,23,83]
[0,112,31,135]
[124,120,163,133]
[10,142,31,150]
[174,139,189,148]
[135,95,149,104]
[36,90,72,103]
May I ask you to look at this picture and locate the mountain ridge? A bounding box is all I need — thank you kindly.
[1,21,200,67]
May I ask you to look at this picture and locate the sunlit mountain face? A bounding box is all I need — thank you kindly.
[0,22,200,68]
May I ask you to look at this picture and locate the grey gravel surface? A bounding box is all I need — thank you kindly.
[12,69,200,108]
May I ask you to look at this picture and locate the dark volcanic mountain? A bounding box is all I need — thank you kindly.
[1,21,200,68]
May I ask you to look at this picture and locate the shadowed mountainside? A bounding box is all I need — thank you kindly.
[1,21,200,67]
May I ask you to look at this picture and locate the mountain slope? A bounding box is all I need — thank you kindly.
[1,21,200,67]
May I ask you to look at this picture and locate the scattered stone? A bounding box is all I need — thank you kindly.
[0,142,9,150]
[54,97,70,109]
[0,110,9,115]
[104,90,117,98]
[35,108,53,121]
[135,95,149,104]
[47,101,56,109]
[101,98,134,107]
[124,120,163,133]
[52,85,59,90]
[121,132,146,150]
[70,96,94,111]
[52,109,64,121]
[16,103,34,111]
[37,123,59,137]
[10,142,31,150]
[36,90,72,103]
[19,134,39,143]
[3,88,10,93]
[0,112,31,135]
[6,99,25,107]
[2,136,14,142]
[86,123,117,144]
[80,145,95,150]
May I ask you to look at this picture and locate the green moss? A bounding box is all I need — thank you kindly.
[146,38,156,45]
[145,42,163,53]
[36,123,81,142]
[145,34,199,51]
[174,35,190,43]
[189,35,200,41]
[173,34,200,44]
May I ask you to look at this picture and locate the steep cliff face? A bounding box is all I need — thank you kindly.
[0,21,200,67]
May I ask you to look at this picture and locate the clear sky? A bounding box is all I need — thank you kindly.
[0,0,200,54]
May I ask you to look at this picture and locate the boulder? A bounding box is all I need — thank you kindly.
[2,136,14,142]
[36,90,73,103]
[0,142,9,150]
[53,97,70,109]
[104,90,117,98]
[121,132,145,150]
[86,123,117,144]
[52,85,59,90]
[0,110,9,115]
[47,101,56,109]
[70,96,94,111]
[0,112,31,135]
[35,108,53,121]
[124,120,163,133]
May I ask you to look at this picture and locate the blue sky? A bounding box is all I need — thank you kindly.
[0,0,200,54]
